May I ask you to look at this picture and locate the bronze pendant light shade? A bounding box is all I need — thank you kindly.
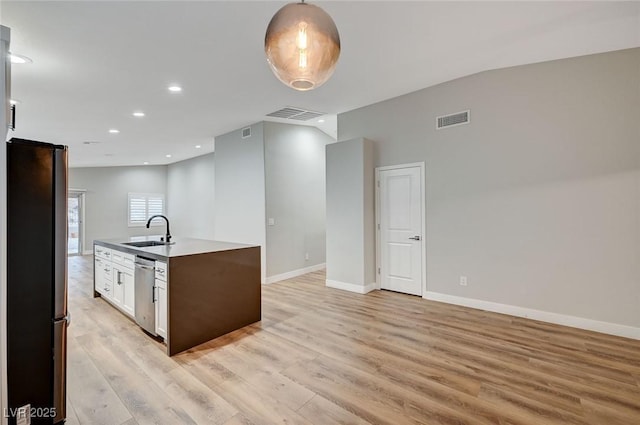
[265,1,340,91]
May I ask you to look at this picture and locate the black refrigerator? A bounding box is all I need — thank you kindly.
[6,138,68,425]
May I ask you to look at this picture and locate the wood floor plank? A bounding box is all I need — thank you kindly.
[66,334,133,425]
[427,325,639,385]
[266,313,484,397]
[581,398,640,425]
[174,350,237,391]
[65,397,81,425]
[284,354,489,425]
[528,356,640,395]
[76,333,198,425]
[215,376,314,425]
[426,334,640,416]
[209,344,316,411]
[222,413,255,425]
[478,382,587,425]
[297,395,372,425]
[65,256,640,425]
[110,331,238,425]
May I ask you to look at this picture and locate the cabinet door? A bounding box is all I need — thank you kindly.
[155,279,167,339]
[122,268,135,317]
[94,257,105,296]
[112,266,124,307]
[102,262,113,299]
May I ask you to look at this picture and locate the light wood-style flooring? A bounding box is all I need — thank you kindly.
[66,255,640,425]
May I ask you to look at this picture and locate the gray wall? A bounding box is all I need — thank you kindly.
[69,165,168,251]
[167,153,215,240]
[264,122,330,278]
[338,48,640,327]
[326,138,375,290]
[213,123,266,281]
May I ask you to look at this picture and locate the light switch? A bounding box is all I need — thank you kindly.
[268,218,275,226]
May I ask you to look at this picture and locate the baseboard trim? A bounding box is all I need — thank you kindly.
[82,249,93,256]
[264,263,326,284]
[424,291,640,340]
[326,279,377,294]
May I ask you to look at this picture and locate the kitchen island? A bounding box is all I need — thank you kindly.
[93,237,261,356]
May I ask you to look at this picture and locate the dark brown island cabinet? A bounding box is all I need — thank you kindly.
[93,238,261,355]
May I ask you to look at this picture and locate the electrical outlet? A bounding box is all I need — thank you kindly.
[305,252,310,261]
[267,218,275,226]
[459,276,468,286]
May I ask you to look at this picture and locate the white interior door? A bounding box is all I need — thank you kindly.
[379,166,424,296]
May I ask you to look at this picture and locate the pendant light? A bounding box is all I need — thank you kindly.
[264,0,340,91]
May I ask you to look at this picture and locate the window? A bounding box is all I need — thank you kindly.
[128,193,165,227]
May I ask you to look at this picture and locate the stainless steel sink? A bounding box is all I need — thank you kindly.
[122,241,168,248]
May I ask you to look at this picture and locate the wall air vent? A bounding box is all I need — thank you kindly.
[242,127,251,138]
[436,110,470,130]
[266,106,325,122]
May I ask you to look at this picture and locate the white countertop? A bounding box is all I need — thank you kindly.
[95,236,258,259]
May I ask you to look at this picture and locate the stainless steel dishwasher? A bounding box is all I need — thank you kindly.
[134,256,157,336]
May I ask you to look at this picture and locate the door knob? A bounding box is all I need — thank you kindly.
[409,236,421,241]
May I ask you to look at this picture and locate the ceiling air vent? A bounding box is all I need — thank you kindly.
[266,106,325,122]
[436,110,470,130]
[242,127,251,138]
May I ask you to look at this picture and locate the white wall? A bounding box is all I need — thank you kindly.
[213,123,267,282]
[69,165,168,251]
[326,138,375,293]
[70,120,328,286]
[263,122,330,279]
[338,48,640,330]
[167,153,215,240]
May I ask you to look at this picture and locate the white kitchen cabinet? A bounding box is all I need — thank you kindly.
[94,256,105,296]
[155,260,167,281]
[112,250,135,269]
[112,266,124,306]
[112,250,136,317]
[94,255,113,298]
[94,246,113,298]
[94,245,136,318]
[95,245,112,262]
[111,265,135,317]
[155,261,167,339]
[120,266,135,317]
[103,261,113,299]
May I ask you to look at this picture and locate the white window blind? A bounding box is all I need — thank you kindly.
[128,193,165,227]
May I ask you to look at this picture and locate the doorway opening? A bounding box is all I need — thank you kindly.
[68,191,84,256]
[375,162,426,296]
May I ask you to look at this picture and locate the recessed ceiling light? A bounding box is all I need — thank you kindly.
[133,111,145,117]
[195,145,201,149]
[168,85,182,93]
[143,161,149,165]
[9,99,20,105]
[165,154,172,158]
[108,129,119,134]
[318,119,325,123]
[9,53,32,64]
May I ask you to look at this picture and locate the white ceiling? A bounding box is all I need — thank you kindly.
[3,1,639,167]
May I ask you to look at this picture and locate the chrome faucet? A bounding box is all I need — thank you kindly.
[146,215,171,243]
